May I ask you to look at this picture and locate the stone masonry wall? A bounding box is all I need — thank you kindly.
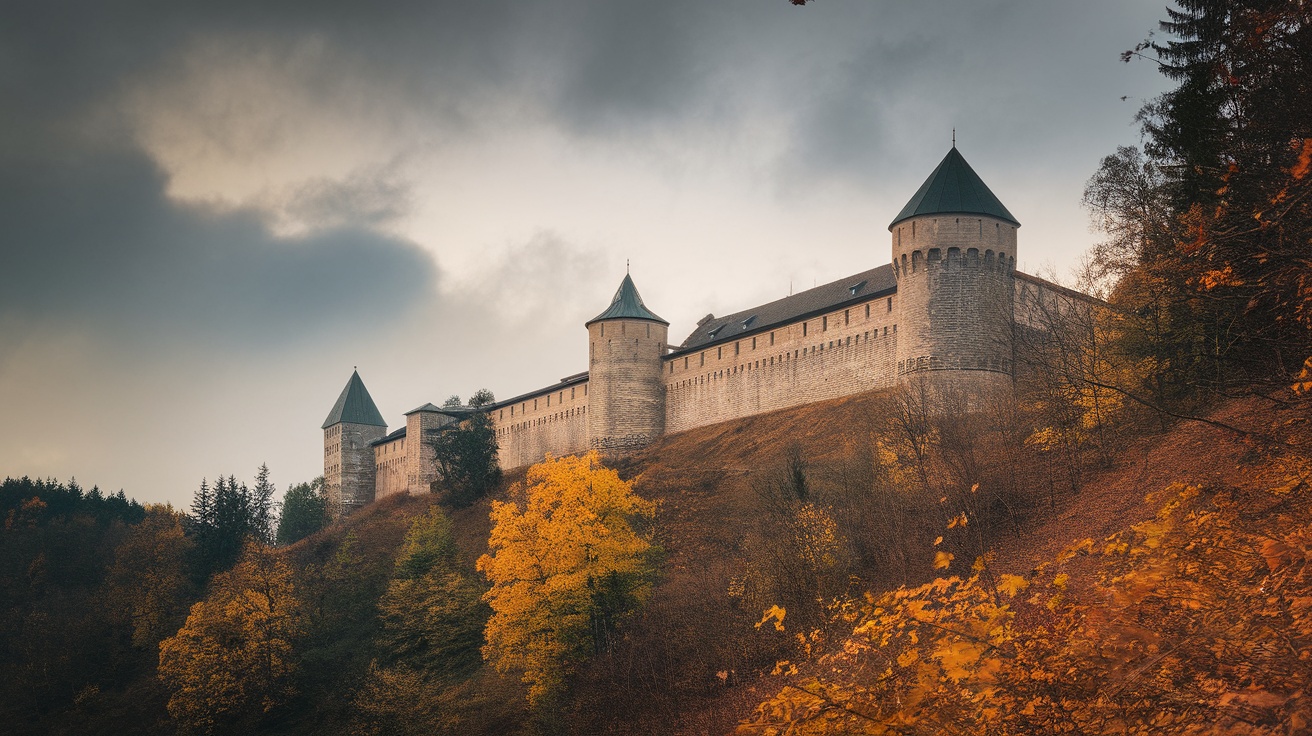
[893,215,1016,388]
[492,380,591,470]
[588,318,668,451]
[373,435,407,499]
[664,294,899,434]
[325,421,386,513]
[405,411,452,495]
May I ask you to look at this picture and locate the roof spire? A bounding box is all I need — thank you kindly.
[323,371,387,429]
[952,128,956,148]
[627,258,630,274]
[888,146,1019,230]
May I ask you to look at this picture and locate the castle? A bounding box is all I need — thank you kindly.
[322,146,1077,513]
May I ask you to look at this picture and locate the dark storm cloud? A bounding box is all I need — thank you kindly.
[0,148,435,347]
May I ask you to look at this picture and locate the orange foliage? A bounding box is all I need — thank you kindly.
[739,473,1312,734]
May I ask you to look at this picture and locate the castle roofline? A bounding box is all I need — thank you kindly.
[485,371,590,412]
[370,426,407,447]
[889,147,1020,230]
[674,264,896,353]
[322,370,387,429]
[586,273,668,326]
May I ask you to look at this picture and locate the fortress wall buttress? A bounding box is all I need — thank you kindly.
[492,379,591,470]
[664,295,898,434]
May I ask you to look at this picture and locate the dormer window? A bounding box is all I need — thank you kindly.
[708,325,724,338]
[742,315,757,329]
[849,280,867,296]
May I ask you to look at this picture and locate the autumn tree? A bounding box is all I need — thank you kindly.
[1099,1,1312,392]
[104,504,196,648]
[158,542,306,733]
[477,452,658,709]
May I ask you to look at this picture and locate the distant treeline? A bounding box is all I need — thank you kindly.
[1,476,145,527]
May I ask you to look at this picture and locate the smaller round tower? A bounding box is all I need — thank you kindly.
[889,146,1018,397]
[586,274,668,452]
[322,370,388,515]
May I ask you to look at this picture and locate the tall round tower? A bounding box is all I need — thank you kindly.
[889,146,1018,394]
[586,274,668,452]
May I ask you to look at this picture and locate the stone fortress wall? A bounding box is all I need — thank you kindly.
[323,145,1101,509]
[663,292,900,433]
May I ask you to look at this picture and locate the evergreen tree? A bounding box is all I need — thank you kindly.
[276,478,327,546]
[251,463,276,544]
[430,389,501,508]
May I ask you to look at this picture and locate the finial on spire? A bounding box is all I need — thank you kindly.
[952,128,956,148]
[627,258,630,274]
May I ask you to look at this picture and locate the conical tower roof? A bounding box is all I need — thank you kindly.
[322,370,387,429]
[586,273,668,326]
[889,147,1019,229]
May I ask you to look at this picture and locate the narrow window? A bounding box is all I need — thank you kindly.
[700,352,705,366]
[718,347,722,359]
[684,357,689,369]
[751,336,756,350]
[600,324,605,337]
[887,297,893,312]
[822,316,828,331]
[735,342,740,356]
[770,331,775,345]
[865,304,870,318]
[646,324,651,337]
[803,322,808,337]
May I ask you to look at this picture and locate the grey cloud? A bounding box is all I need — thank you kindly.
[280,167,413,232]
[0,147,435,348]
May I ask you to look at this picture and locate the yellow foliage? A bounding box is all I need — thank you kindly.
[739,477,1312,735]
[477,452,656,708]
[996,574,1028,598]
[157,543,305,734]
[757,605,787,633]
[933,551,954,570]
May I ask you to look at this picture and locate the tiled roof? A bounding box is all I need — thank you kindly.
[586,274,668,326]
[675,264,897,352]
[369,426,407,447]
[889,147,1019,229]
[322,370,387,429]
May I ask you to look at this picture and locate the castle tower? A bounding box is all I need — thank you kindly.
[322,370,388,514]
[889,146,1018,395]
[585,274,669,452]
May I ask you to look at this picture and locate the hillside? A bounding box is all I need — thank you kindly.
[280,384,1308,735]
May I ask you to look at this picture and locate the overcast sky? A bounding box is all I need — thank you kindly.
[0,0,1171,508]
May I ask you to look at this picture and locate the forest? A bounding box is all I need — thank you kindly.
[2,2,1310,734]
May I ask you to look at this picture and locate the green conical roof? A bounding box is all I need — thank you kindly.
[889,147,1019,229]
[586,274,668,326]
[322,370,387,429]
